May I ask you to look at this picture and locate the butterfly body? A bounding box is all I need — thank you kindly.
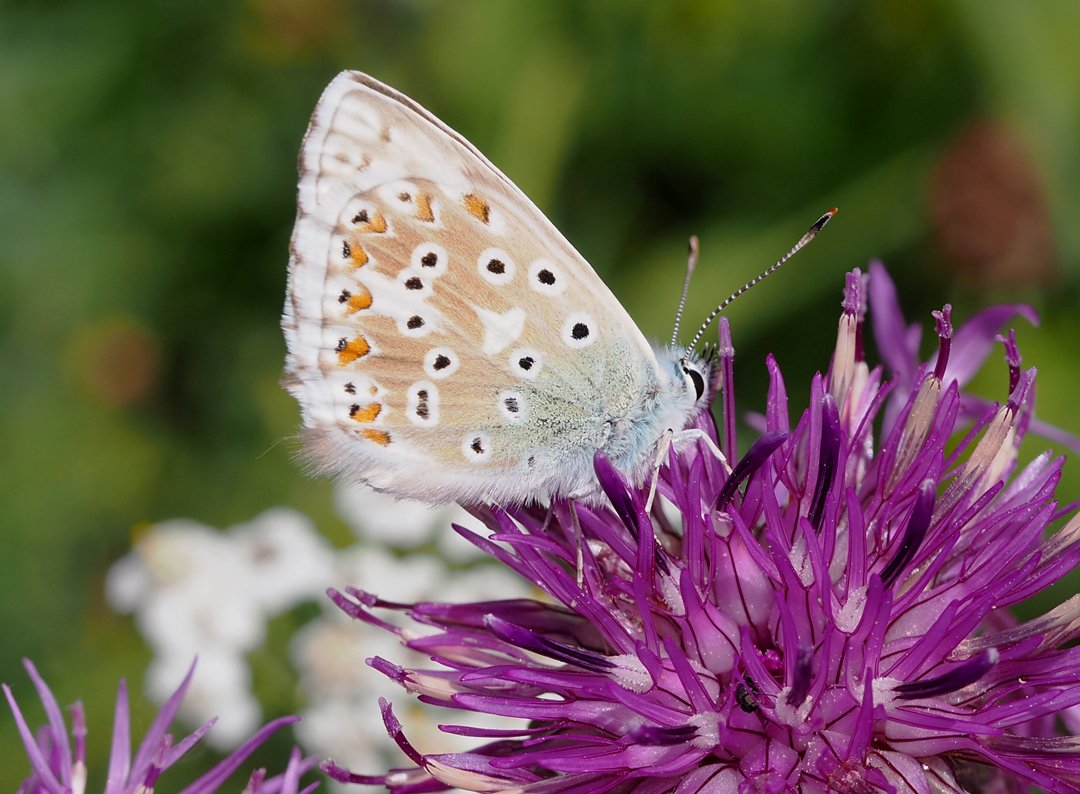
[284,72,710,504]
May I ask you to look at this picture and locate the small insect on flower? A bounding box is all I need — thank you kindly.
[326,265,1080,793]
[3,659,317,794]
[283,71,832,506]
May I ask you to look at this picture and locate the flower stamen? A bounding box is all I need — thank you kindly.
[894,648,999,700]
[784,644,814,708]
[932,305,953,380]
[880,478,936,590]
[809,395,841,532]
[998,328,1021,396]
[628,723,699,746]
[715,430,787,510]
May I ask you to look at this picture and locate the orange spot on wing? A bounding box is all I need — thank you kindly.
[463,193,490,224]
[416,192,435,222]
[349,402,381,422]
[361,211,388,234]
[350,243,369,268]
[336,336,370,365]
[361,428,391,446]
[346,286,373,314]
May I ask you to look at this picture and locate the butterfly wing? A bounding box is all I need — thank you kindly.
[284,71,665,504]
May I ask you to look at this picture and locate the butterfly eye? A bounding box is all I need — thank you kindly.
[682,363,706,401]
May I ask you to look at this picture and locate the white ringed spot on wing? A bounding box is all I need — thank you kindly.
[424,347,460,379]
[409,242,448,276]
[398,313,432,338]
[398,270,431,296]
[377,180,420,212]
[498,390,527,423]
[528,259,567,295]
[477,247,515,286]
[462,432,492,463]
[562,312,597,349]
[508,347,543,380]
[406,381,439,427]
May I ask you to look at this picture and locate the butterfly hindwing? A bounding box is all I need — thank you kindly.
[285,72,668,504]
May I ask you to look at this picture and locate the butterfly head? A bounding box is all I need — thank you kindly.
[655,344,715,420]
[678,349,712,404]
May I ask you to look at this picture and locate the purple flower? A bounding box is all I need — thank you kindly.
[328,265,1080,792]
[4,659,318,794]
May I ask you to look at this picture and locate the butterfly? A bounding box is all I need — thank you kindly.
[283,71,830,505]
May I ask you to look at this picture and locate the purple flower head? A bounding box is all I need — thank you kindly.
[330,265,1080,792]
[4,659,318,794]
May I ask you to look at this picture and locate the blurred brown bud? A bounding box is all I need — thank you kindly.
[927,120,1056,287]
[70,317,162,408]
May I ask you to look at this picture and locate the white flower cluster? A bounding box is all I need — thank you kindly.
[106,488,529,785]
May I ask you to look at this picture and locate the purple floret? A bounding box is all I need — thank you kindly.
[331,265,1080,793]
[4,659,317,794]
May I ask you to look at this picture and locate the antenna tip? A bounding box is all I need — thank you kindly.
[686,234,700,272]
[808,208,838,236]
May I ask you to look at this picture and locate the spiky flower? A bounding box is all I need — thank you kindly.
[326,264,1080,793]
[4,659,317,794]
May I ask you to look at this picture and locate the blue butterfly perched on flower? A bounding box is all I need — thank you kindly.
[283,71,831,505]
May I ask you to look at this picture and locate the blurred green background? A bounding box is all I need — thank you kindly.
[3,0,1080,788]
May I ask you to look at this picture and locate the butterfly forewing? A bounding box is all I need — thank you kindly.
[285,72,662,503]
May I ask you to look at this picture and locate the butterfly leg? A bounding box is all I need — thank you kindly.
[569,501,586,591]
[645,428,732,514]
[672,428,733,473]
[539,502,587,590]
[644,429,675,514]
[539,502,555,533]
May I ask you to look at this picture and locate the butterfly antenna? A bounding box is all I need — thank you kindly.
[670,235,700,346]
[684,208,837,353]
